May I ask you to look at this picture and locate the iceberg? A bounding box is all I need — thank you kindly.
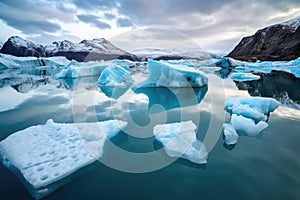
[153,121,207,164]
[223,123,239,145]
[134,59,208,88]
[229,72,260,81]
[56,60,109,78]
[97,64,133,86]
[230,114,268,136]
[223,97,279,144]
[0,119,127,199]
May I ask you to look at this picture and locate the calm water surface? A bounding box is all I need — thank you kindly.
[0,68,300,200]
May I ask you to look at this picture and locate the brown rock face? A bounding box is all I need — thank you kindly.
[227,18,300,61]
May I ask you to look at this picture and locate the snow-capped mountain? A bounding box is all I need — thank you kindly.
[0,36,139,62]
[228,16,300,61]
[0,42,3,49]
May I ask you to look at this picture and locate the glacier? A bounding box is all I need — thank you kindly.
[134,59,208,88]
[223,97,279,143]
[153,121,207,164]
[97,64,133,86]
[0,119,127,199]
[0,53,69,69]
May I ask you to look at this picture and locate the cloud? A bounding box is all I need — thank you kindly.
[72,0,119,10]
[116,18,133,27]
[77,14,111,29]
[27,33,82,45]
[0,0,76,35]
[0,0,300,52]
[104,13,116,20]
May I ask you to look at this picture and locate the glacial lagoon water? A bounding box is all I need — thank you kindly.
[0,68,300,200]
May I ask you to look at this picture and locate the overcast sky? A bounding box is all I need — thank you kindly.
[0,0,299,53]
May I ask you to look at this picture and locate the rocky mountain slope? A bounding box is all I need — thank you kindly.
[227,17,300,61]
[0,36,139,62]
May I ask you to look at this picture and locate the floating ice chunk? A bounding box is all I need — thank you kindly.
[0,119,127,199]
[223,123,238,145]
[134,59,208,88]
[153,121,207,164]
[229,72,260,81]
[57,60,109,78]
[98,64,133,86]
[230,114,268,136]
[225,97,280,116]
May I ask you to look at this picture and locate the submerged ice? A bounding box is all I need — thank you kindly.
[0,119,127,199]
[154,121,207,164]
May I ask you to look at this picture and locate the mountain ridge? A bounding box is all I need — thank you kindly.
[227,17,300,61]
[0,36,139,62]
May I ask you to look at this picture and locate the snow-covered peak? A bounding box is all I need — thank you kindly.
[73,38,125,53]
[44,40,74,51]
[8,36,41,48]
[280,16,300,31]
[0,42,3,49]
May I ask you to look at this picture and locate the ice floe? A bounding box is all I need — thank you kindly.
[154,121,207,164]
[0,119,127,199]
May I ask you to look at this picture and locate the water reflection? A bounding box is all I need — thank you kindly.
[235,71,300,109]
[134,86,208,114]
